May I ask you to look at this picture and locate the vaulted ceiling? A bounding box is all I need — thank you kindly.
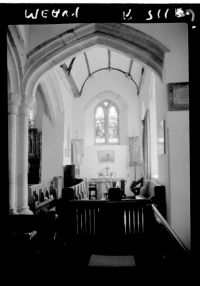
[60,45,145,97]
[13,23,169,99]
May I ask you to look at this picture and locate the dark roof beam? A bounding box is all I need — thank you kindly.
[84,52,91,77]
[107,49,111,70]
[80,67,139,95]
[137,67,145,96]
[60,63,80,97]
[128,58,133,75]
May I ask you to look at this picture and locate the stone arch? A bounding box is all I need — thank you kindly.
[84,90,129,111]
[22,23,169,106]
[7,42,21,102]
[7,25,26,80]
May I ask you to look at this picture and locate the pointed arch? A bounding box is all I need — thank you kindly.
[7,40,21,101]
[7,25,26,78]
[22,23,169,104]
[84,90,129,111]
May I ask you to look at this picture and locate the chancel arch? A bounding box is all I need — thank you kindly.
[9,23,169,215]
[7,20,191,253]
[22,23,169,106]
[7,42,21,100]
[7,42,22,214]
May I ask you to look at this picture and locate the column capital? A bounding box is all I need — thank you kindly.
[8,93,21,114]
[18,102,32,117]
[8,104,19,115]
[8,92,21,103]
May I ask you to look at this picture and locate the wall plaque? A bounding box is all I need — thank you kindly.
[167,82,189,111]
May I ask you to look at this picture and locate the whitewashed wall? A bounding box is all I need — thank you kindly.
[137,23,190,249]
[72,70,141,194]
[41,112,64,182]
[33,22,190,249]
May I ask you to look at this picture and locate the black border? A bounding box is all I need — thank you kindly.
[2,2,200,276]
[0,3,199,25]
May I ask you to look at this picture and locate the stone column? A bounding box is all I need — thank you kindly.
[8,97,20,214]
[17,103,33,214]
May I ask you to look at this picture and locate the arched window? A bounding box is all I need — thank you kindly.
[95,106,105,143]
[95,101,119,144]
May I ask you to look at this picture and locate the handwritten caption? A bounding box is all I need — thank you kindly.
[123,7,196,29]
[24,6,196,29]
[25,7,80,19]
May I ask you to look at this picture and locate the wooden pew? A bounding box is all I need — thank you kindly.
[57,199,153,252]
[56,198,191,270]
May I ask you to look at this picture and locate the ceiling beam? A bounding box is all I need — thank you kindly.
[67,57,76,75]
[128,59,133,75]
[107,49,111,69]
[60,63,80,97]
[137,67,145,95]
[80,67,139,95]
[84,52,91,77]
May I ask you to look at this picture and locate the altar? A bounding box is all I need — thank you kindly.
[89,177,126,199]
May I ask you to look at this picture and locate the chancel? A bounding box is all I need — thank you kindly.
[7,20,191,279]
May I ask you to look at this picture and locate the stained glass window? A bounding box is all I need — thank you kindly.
[108,106,119,143]
[95,106,105,143]
[95,101,119,144]
[103,101,109,107]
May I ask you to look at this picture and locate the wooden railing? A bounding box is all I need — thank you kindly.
[58,199,153,240]
[151,204,190,264]
[57,199,190,265]
[9,198,191,272]
[152,205,189,251]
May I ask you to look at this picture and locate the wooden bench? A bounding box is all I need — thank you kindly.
[57,198,190,270]
[57,199,154,253]
[140,179,167,218]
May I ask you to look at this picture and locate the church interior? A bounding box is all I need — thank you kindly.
[7,22,191,279]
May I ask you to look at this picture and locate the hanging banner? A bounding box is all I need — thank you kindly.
[129,136,140,166]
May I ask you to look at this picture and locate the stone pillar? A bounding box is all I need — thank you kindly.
[17,103,33,214]
[8,97,20,214]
